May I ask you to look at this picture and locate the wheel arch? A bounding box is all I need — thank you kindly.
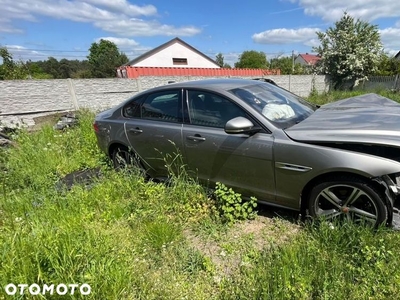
[300,171,388,215]
[107,141,131,158]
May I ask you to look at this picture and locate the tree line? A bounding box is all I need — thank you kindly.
[0,39,128,80]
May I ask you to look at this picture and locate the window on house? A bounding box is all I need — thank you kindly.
[172,58,188,65]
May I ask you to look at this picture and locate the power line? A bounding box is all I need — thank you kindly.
[6,46,294,56]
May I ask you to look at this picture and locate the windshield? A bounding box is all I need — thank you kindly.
[229,82,316,129]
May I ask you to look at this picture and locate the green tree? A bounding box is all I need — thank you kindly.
[25,60,53,79]
[270,56,304,75]
[37,57,61,78]
[88,39,129,78]
[374,53,400,76]
[0,47,28,80]
[35,58,91,79]
[215,53,232,68]
[70,60,91,78]
[215,53,224,67]
[234,51,268,69]
[314,12,382,89]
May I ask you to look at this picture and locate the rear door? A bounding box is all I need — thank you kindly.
[182,89,276,202]
[123,89,184,178]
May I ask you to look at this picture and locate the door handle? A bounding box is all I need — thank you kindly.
[128,127,143,134]
[187,134,206,141]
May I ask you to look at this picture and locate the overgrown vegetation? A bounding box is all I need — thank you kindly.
[307,88,400,106]
[1,93,400,298]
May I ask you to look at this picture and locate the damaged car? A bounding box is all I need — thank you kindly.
[93,78,400,227]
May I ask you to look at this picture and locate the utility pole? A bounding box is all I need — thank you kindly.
[292,50,295,74]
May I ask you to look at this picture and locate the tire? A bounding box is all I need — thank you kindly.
[111,146,147,176]
[307,176,387,227]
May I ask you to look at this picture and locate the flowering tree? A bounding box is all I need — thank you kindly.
[313,12,382,89]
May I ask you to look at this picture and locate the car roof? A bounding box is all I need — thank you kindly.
[152,78,264,92]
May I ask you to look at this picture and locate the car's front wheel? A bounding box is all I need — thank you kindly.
[307,176,387,227]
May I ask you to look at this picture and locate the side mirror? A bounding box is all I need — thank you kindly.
[224,117,260,134]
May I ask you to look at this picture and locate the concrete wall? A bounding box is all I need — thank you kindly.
[0,75,330,127]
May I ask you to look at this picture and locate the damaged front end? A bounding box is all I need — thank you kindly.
[305,141,400,228]
[295,141,400,228]
[374,173,400,229]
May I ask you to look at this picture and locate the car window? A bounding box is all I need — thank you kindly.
[187,90,247,128]
[123,95,145,118]
[229,82,315,129]
[142,90,182,122]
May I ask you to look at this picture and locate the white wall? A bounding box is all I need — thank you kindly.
[294,56,307,66]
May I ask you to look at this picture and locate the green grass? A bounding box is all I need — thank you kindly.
[1,94,400,299]
[307,88,400,105]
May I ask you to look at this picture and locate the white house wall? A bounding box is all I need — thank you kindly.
[132,43,219,68]
[294,56,307,66]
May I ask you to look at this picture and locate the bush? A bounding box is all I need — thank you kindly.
[214,182,257,224]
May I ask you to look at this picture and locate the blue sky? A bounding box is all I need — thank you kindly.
[1,0,400,66]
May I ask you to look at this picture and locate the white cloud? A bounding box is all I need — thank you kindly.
[96,19,201,37]
[252,28,319,45]
[76,0,157,16]
[288,0,400,22]
[0,21,23,34]
[303,38,320,48]
[96,37,139,48]
[0,0,201,37]
[379,27,400,54]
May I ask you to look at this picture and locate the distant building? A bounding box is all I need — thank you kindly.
[124,37,220,68]
[395,51,400,60]
[295,53,321,66]
[117,37,280,79]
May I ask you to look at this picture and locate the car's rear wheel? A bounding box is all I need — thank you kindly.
[307,176,387,227]
[111,146,146,176]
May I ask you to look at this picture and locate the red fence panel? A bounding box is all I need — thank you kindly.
[117,66,281,79]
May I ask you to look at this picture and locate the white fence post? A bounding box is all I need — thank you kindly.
[67,78,79,110]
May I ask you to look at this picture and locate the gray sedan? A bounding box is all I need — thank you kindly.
[93,78,400,227]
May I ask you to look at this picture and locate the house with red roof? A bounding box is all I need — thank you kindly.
[124,37,220,69]
[294,53,321,66]
[117,37,280,78]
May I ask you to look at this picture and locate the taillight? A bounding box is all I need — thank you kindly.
[93,122,99,133]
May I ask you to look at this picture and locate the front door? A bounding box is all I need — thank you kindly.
[182,89,275,202]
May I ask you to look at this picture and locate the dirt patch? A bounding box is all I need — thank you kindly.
[31,112,72,131]
[184,213,301,278]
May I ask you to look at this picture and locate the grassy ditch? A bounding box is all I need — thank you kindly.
[0,91,400,299]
